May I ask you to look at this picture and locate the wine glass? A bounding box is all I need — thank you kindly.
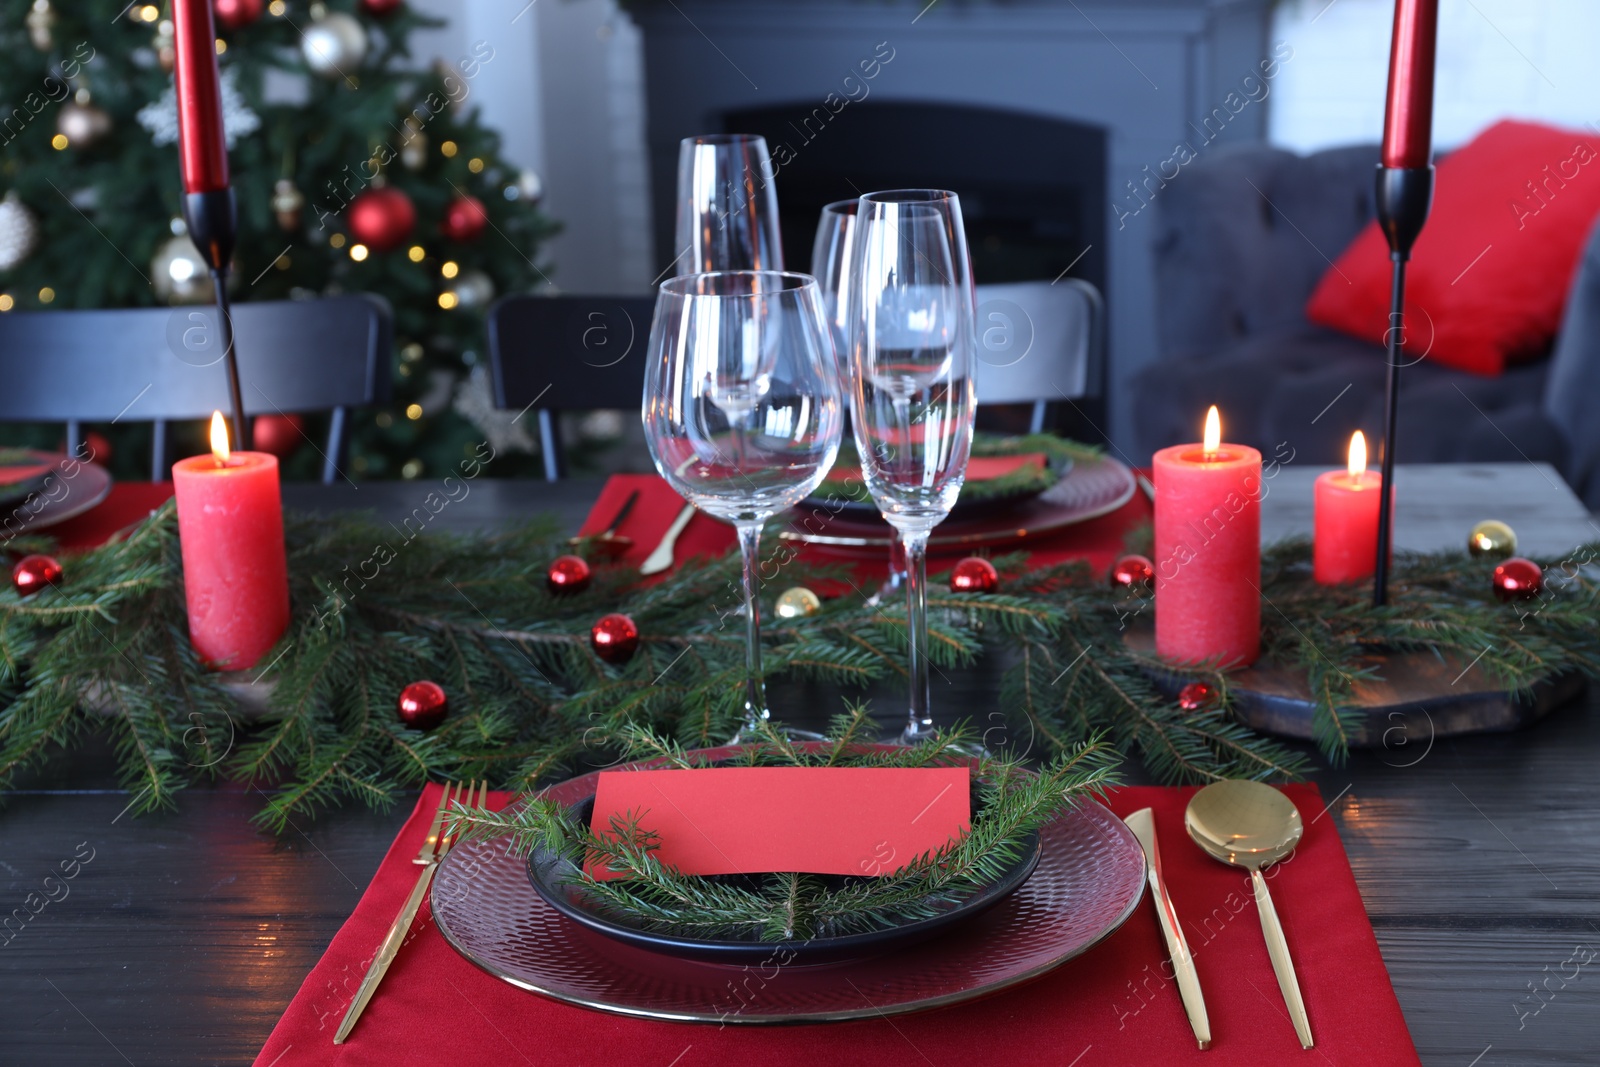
[642,271,842,738]
[846,190,978,744]
[675,134,785,276]
[811,198,909,604]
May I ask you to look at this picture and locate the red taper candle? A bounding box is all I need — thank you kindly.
[1380,0,1440,169]
[172,0,230,193]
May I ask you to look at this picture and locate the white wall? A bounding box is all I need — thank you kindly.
[1270,0,1600,154]
[407,0,654,293]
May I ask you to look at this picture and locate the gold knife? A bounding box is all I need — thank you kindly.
[639,503,695,576]
[1125,807,1212,1050]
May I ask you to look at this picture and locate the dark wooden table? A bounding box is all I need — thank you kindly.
[3,481,1596,1066]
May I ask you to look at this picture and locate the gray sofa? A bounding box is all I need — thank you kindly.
[1131,142,1600,508]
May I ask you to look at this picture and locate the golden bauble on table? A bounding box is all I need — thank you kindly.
[774,586,822,619]
[1467,519,1517,559]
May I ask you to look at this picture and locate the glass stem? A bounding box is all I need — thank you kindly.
[736,520,768,736]
[902,530,934,744]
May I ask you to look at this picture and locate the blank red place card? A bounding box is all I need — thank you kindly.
[588,766,971,878]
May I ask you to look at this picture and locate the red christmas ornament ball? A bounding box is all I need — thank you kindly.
[396,680,449,730]
[440,195,489,242]
[12,554,63,597]
[347,187,416,252]
[360,0,405,14]
[546,554,593,595]
[1109,554,1155,591]
[1177,682,1216,712]
[251,413,304,458]
[1492,557,1543,602]
[214,0,263,30]
[949,556,999,594]
[591,613,640,664]
[59,431,112,465]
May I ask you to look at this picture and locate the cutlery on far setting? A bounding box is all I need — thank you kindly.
[1186,780,1313,1050]
[334,780,486,1044]
[639,503,695,576]
[1125,808,1211,1050]
[570,488,639,558]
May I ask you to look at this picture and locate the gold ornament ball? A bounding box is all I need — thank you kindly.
[1467,520,1517,559]
[774,586,822,619]
[151,235,214,304]
[301,11,367,78]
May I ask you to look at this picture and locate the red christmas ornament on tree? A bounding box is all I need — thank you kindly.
[1177,682,1216,712]
[591,613,639,664]
[949,556,998,594]
[440,195,488,242]
[59,431,112,465]
[1109,554,1155,591]
[251,413,304,459]
[396,680,449,730]
[1492,557,1543,602]
[347,186,416,252]
[214,0,263,30]
[546,554,592,595]
[12,554,63,597]
[360,0,405,14]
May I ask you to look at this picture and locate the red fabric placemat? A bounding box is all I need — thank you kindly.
[578,472,1150,584]
[46,482,175,551]
[254,782,1418,1065]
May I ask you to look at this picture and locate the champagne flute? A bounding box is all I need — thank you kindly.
[675,134,785,275]
[642,271,842,737]
[811,199,909,604]
[846,190,977,744]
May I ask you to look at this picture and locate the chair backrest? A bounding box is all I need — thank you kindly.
[973,279,1104,434]
[489,282,1105,480]
[488,294,657,481]
[0,294,391,482]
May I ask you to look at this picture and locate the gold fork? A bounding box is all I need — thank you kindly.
[334,779,487,1044]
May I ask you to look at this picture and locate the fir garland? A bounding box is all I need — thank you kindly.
[0,501,1595,832]
[446,716,1121,941]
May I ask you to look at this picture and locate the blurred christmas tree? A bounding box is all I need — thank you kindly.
[0,0,558,480]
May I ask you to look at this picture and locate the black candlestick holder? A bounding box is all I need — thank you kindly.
[183,187,247,451]
[1371,164,1434,606]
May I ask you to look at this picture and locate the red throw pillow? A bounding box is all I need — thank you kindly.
[1306,119,1600,375]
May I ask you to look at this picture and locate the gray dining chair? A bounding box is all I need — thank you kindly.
[0,295,391,483]
[973,279,1105,435]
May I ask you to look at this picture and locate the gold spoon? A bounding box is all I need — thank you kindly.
[1185,780,1313,1049]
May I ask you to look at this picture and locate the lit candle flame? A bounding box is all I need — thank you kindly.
[1202,405,1221,455]
[209,411,231,466]
[1348,430,1367,480]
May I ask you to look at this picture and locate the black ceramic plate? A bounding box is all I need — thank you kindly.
[527,791,1041,964]
[806,452,1072,521]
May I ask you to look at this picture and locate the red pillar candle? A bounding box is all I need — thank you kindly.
[1314,432,1386,585]
[1153,406,1262,667]
[1380,0,1440,169]
[172,0,230,193]
[172,413,289,670]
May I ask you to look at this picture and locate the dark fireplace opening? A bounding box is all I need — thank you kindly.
[683,101,1108,439]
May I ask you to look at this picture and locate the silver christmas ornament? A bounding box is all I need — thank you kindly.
[26,0,54,51]
[447,269,495,309]
[301,12,367,79]
[504,168,543,204]
[57,100,112,148]
[151,235,214,304]
[0,193,40,272]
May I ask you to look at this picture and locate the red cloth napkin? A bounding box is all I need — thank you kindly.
[254,782,1419,1066]
[578,472,1150,583]
[47,482,175,551]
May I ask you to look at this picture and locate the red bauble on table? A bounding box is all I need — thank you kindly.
[949,556,998,594]
[590,613,639,664]
[440,195,488,242]
[546,554,593,596]
[397,680,449,730]
[251,413,304,459]
[1492,557,1543,602]
[359,0,405,14]
[214,0,263,30]
[347,187,416,252]
[1108,554,1155,591]
[12,554,63,596]
[1177,682,1216,712]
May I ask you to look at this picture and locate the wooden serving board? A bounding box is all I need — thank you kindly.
[1123,627,1587,750]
